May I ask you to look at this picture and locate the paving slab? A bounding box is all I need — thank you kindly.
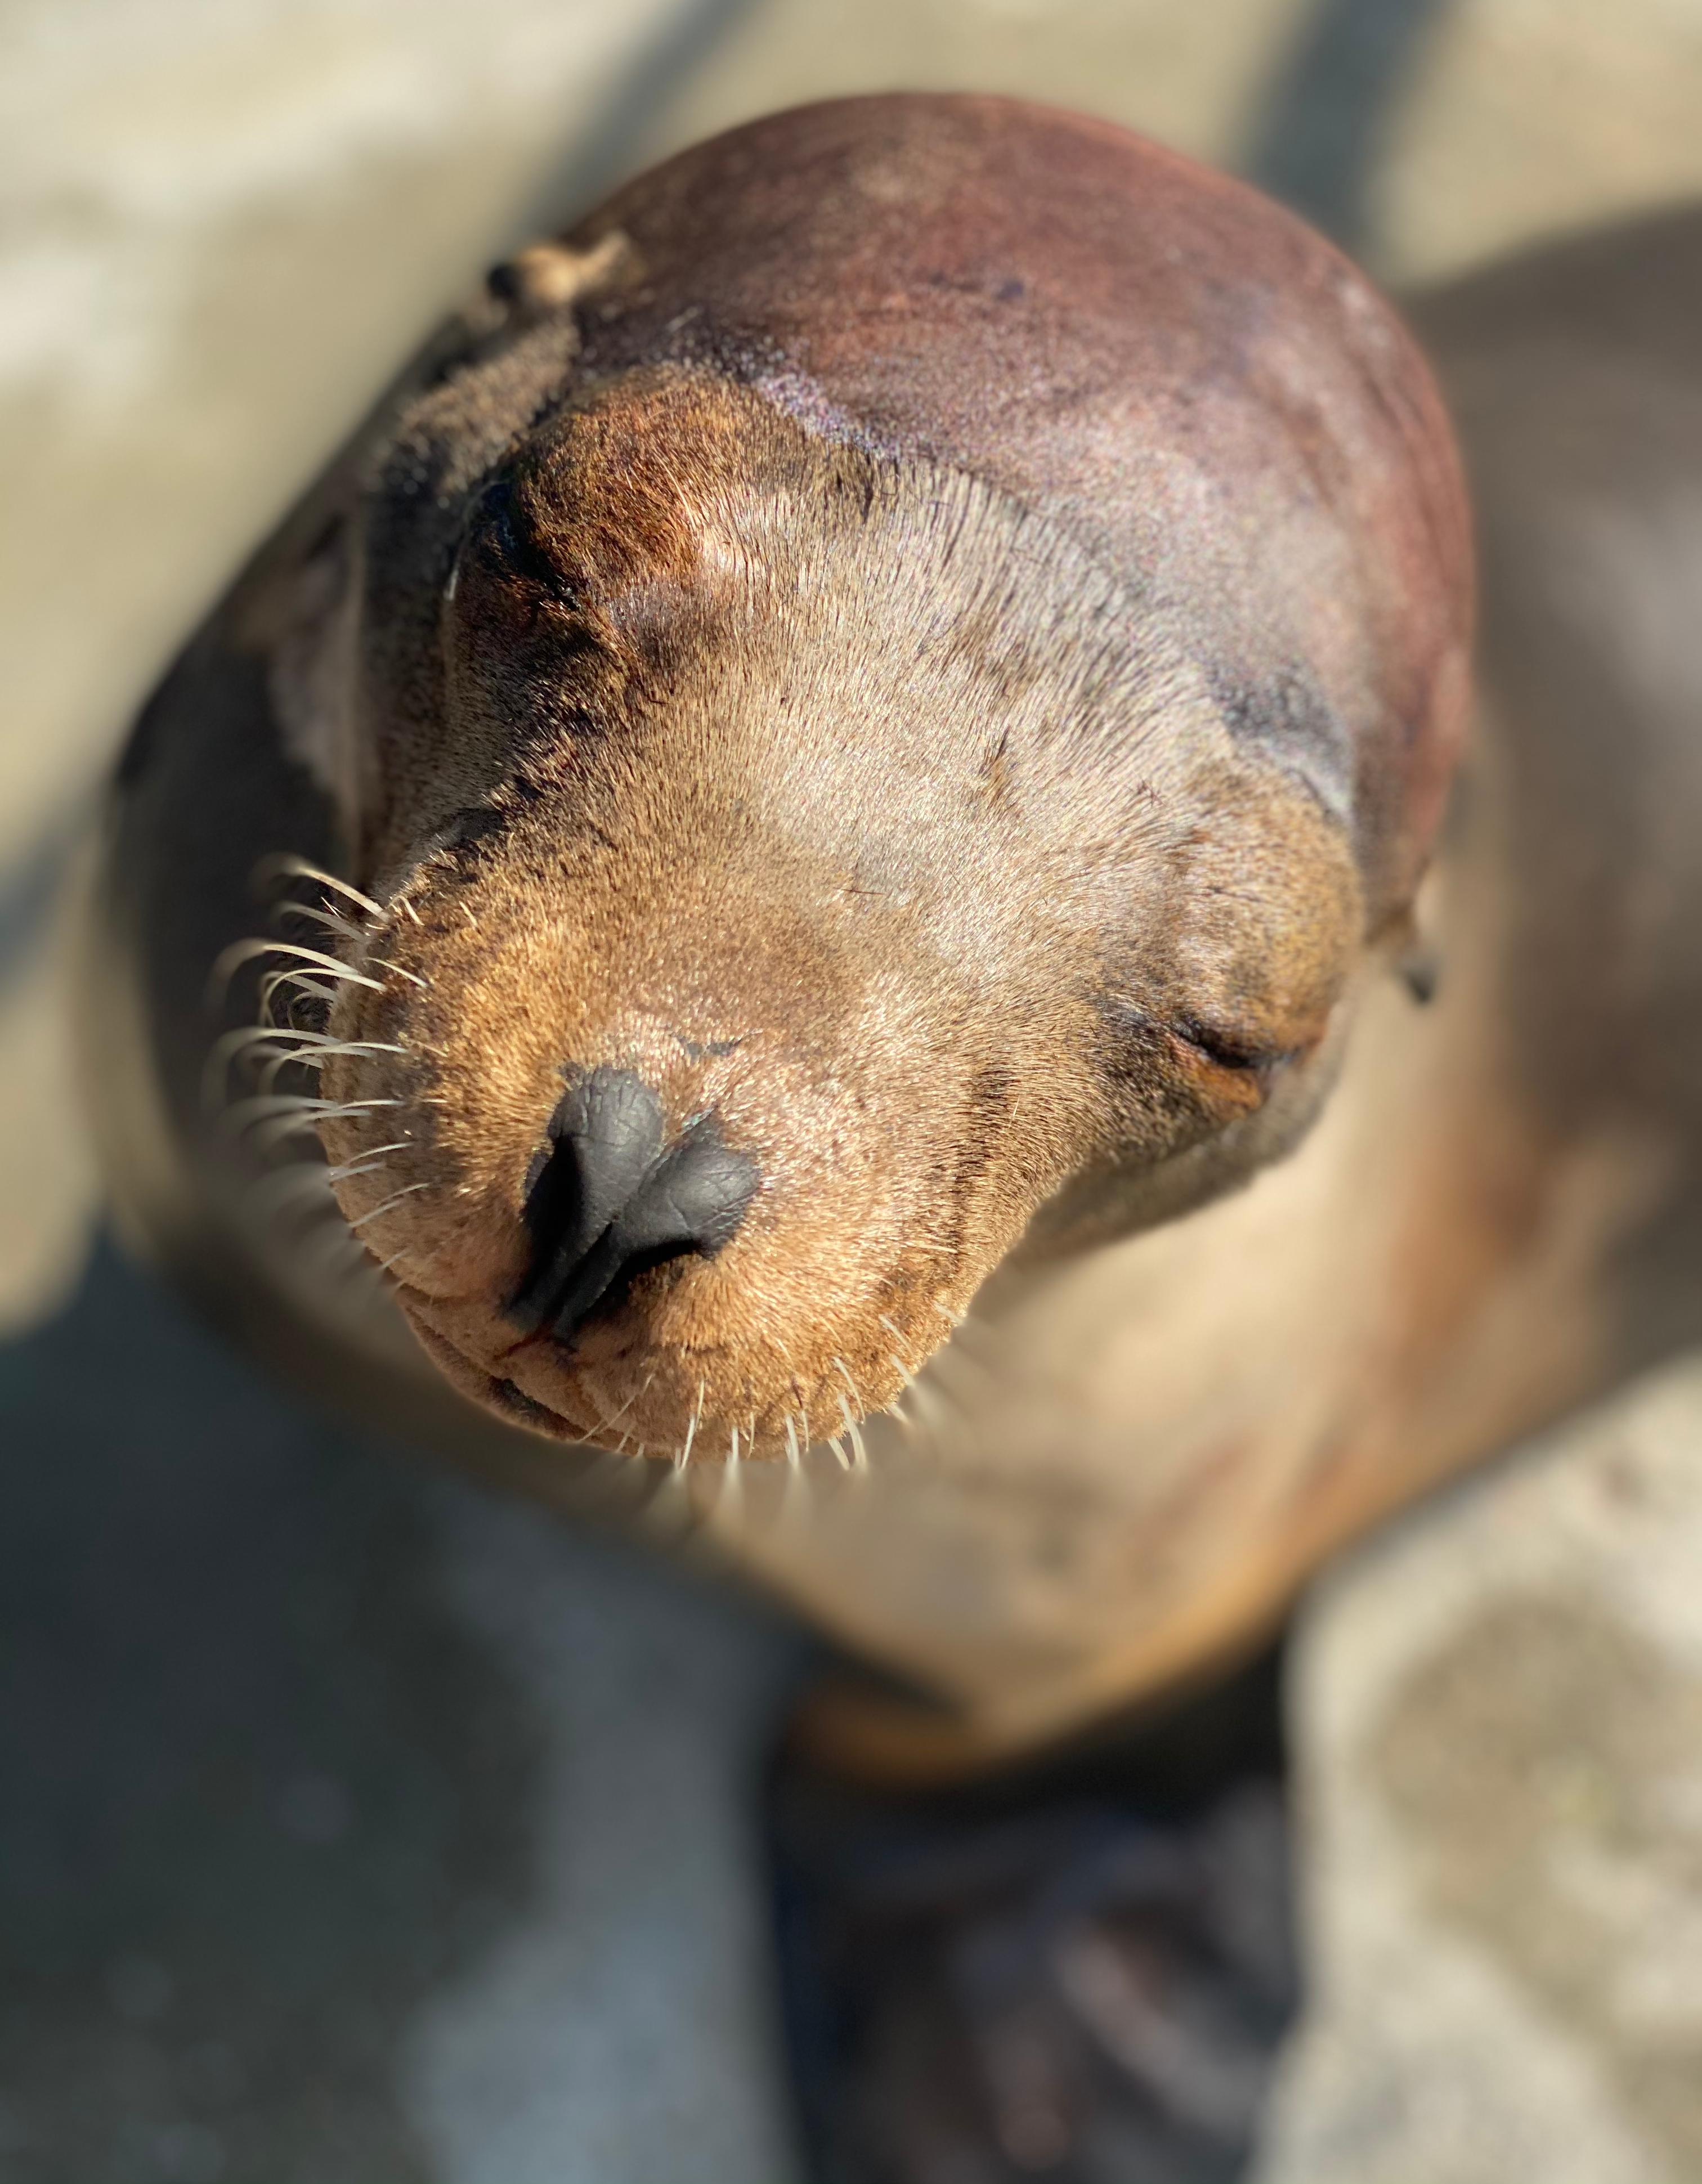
[1257,1356,1702,2184]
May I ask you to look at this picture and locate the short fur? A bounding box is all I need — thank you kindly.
[86,102,1700,1768]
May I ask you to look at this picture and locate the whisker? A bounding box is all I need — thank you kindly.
[249,1113,329,1151]
[259,1038,408,1096]
[369,957,428,988]
[307,1234,365,1277]
[830,1357,870,1426]
[253,854,384,921]
[783,1415,801,1469]
[255,968,335,1019]
[328,1145,407,1182]
[218,1092,398,1134]
[257,1047,319,1093]
[345,1182,431,1232]
[201,1023,337,1101]
[277,900,366,945]
[677,1382,705,1472]
[241,1162,337,1217]
[210,937,385,1002]
[601,1371,655,1430]
[835,1392,869,1471]
[250,1102,402,1156]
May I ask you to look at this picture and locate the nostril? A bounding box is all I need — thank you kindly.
[507,1066,759,1342]
[521,1066,665,1279]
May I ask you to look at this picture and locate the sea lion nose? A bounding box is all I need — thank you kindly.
[507,1066,759,1342]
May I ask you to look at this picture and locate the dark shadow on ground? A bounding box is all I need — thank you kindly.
[0,1240,541,2184]
[1242,0,1455,255]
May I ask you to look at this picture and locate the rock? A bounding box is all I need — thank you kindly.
[1257,1352,1702,2184]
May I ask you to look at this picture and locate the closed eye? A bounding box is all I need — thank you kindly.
[1171,1016,1289,1077]
[473,475,579,606]
[1099,998,1289,1099]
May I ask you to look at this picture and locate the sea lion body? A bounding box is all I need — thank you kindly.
[85,101,1702,1766]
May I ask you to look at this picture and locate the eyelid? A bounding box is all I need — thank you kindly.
[474,476,578,604]
[1171,1017,1286,1076]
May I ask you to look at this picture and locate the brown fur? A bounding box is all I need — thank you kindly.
[84,103,1701,1770]
[278,97,1467,1465]
[316,370,1368,1458]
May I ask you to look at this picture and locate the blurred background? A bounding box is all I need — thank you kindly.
[1,2,1699,2179]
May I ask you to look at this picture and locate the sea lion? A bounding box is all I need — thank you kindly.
[83,100,1702,1773]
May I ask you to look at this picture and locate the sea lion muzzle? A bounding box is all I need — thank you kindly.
[507,1068,759,1346]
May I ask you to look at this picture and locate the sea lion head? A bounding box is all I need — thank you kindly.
[280,97,1470,1463]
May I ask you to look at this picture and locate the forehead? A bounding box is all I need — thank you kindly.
[499,374,1229,814]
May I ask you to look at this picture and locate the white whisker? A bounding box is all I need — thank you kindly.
[257,967,346,1017]
[250,1113,326,1151]
[254,854,384,921]
[345,1182,431,1232]
[257,1048,321,1093]
[835,1392,869,1471]
[265,1039,408,1095]
[831,1357,867,1417]
[203,1022,328,1094]
[277,900,366,945]
[327,1146,406,1182]
[601,1371,655,1430]
[212,936,385,999]
[678,1384,704,1470]
[219,1093,400,1140]
[370,957,428,988]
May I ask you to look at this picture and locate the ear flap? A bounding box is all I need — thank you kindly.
[268,518,364,854]
[482,230,634,321]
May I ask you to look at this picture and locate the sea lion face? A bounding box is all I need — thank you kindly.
[306,366,1363,1460]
